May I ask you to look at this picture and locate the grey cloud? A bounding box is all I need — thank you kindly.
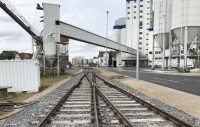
[0,16,13,22]
[0,31,24,42]
[0,31,23,37]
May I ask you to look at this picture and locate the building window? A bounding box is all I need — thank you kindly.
[140,10,143,13]
[139,37,142,40]
[140,5,143,7]
[139,21,143,26]
[149,51,152,54]
[127,12,130,14]
[134,16,136,19]
[139,47,142,50]
[139,32,142,34]
[127,7,130,9]
[140,16,143,18]
[134,6,136,8]
[127,17,129,20]
[139,42,142,45]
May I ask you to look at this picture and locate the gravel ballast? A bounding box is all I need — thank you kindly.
[2,71,200,127]
[2,73,85,127]
[95,72,200,127]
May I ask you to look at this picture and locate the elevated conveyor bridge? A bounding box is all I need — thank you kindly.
[0,1,136,56]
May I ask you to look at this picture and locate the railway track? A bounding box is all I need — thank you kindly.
[36,70,193,127]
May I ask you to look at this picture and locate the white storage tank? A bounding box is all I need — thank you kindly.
[113,28,120,43]
[154,0,172,49]
[0,60,40,93]
[171,0,200,43]
[113,17,127,45]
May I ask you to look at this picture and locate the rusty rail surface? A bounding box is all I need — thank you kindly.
[86,71,99,127]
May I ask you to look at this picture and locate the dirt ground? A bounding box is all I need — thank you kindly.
[99,68,200,119]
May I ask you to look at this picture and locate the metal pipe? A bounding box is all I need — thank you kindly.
[136,0,140,80]
[169,31,172,69]
[152,36,155,69]
[106,11,109,67]
[184,26,188,69]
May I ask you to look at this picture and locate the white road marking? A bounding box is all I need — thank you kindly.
[150,80,168,84]
[154,77,180,83]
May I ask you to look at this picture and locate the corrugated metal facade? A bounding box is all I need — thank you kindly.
[0,60,40,92]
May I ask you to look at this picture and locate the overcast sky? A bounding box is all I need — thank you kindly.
[0,0,126,61]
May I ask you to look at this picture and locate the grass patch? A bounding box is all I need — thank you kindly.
[40,75,70,91]
[0,75,70,103]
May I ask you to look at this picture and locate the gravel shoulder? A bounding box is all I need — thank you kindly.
[98,68,200,119]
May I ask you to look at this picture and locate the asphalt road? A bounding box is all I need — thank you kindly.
[105,67,200,96]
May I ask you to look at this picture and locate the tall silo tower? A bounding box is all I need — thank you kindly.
[153,0,172,69]
[171,0,200,69]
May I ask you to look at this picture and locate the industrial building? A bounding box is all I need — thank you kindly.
[152,0,200,70]
[72,56,88,66]
[0,1,136,92]
[112,0,153,67]
[112,0,200,70]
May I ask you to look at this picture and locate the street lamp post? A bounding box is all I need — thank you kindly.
[106,11,109,67]
[136,0,140,80]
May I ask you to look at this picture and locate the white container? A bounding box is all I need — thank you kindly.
[171,0,200,43]
[0,60,40,93]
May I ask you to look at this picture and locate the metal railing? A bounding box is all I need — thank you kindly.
[1,0,40,36]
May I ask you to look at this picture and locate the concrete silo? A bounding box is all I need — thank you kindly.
[43,3,60,68]
[153,0,172,69]
[171,0,200,69]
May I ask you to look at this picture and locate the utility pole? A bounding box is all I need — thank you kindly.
[106,11,109,67]
[136,0,140,80]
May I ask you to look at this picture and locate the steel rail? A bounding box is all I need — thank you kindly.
[85,72,99,127]
[86,71,133,127]
[95,73,193,127]
[95,85,134,127]
[37,74,85,127]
